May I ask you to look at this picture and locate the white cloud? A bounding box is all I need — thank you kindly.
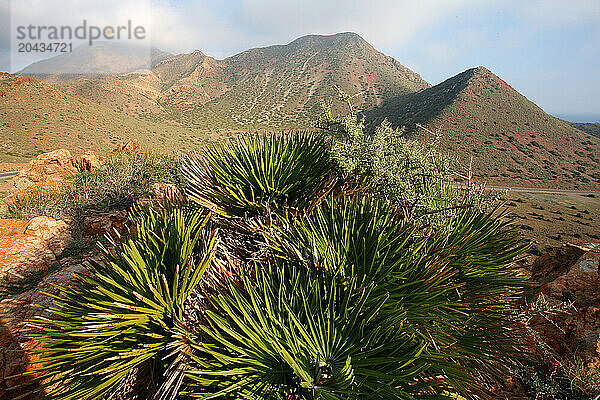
[231,0,476,52]
[515,0,600,26]
[5,0,599,58]
[145,0,481,58]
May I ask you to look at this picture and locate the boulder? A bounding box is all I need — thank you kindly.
[0,217,71,283]
[71,151,106,173]
[114,139,141,155]
[83,209,130,237]
[13,150,78,191]
[12,149,106,191]
[529,243,600,370]
[530,244,588,287]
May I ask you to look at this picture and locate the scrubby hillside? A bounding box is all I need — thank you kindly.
[0,73,219,161]
[191,32,429,129]
[366,67,600,189]
[570,122,600,139]
[50,33,429,130]
[55,71,166,118]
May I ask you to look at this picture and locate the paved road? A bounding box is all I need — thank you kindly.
[486,186,600,196]
[0,171,17,178]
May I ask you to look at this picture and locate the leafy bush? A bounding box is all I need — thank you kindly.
[3,183,68,220]
[31,202,217,400]
[318,91,500,226]
[182,132,336,218]
[69,153,184,211]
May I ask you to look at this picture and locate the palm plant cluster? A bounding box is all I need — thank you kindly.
[26,131,530,400]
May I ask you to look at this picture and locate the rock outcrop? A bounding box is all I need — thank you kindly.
[12,149,105,191]
[71,150,106,173]
[0,217,71,283]
[528,243,600,370]
[0,261,87,398]
[83,209,130,237]
[0,215,78,399]
[113,139,141,155]
[12,150,78,191]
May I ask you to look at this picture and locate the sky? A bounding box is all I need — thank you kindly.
[1,0,599,122]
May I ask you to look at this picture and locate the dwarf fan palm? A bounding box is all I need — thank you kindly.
[185,261,431,399]
[265,196,529,397]
[29,202,217,400]
[183,198,506,398]
[182,132,336,218]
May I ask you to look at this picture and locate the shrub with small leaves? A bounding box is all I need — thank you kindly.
[318,89,501,227]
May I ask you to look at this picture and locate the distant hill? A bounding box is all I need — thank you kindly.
[18,42,172,82]
[35,33,430,130]
[193,33,429,128]
[0,73,219,161]
[365,67,600,190]
[570,122,600,139]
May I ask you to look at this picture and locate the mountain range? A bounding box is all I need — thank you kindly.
[2,32,599,189]
[44,33,429,130]
[18,42,172,81]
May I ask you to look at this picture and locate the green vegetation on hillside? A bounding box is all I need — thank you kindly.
[46,33,430,132]
[0,73,223,161]
[8,35,599,191]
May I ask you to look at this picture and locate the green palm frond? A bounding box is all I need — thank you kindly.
[182,132,337,218]
[186,262,431,399]
[265,196,530,397]
[28,202,217,400]
[265,196,414,284]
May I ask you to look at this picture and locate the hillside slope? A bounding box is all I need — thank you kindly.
[50,33,429,130]
[195,32,428,128]
[0,73,217,161]
[366,67,600,189]
[570,122,600,139]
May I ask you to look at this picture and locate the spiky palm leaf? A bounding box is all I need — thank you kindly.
[265,197,529,397]
[420,208,531,393]
[185,262,432,399]
[182,132,336,218]
[28,202,217,400]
